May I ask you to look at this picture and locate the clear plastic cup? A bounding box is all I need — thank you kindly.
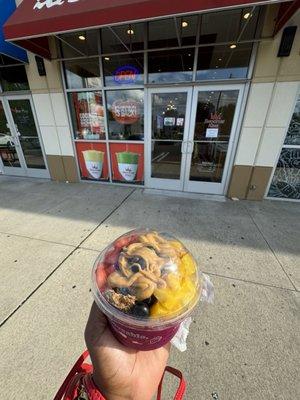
[91,229,201,350]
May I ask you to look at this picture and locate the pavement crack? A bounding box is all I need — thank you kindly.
[0,188,136,328]
[204,271,297,292]
[242,204,297,291]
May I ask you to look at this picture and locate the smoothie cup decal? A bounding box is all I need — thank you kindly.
[116,152,139,182]
[83,150,104,180]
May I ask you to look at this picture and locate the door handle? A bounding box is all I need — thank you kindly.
[181,141,186,154]
[186,141,194,154]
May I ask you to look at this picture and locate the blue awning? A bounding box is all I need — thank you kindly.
[0,0,27,63]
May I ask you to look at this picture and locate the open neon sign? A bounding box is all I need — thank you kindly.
[114,65,140,85]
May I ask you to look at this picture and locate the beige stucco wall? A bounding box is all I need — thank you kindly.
[229,6,300,200]
[24,37,78,182]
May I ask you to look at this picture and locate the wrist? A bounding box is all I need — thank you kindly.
[92,374,132,400]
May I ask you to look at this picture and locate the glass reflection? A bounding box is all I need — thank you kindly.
[68,92,106,140]
[190,142,228,182]
[151,92,187,140]
[106,90,144,140]
[148,49,194,83]
[64,58,101,89]
[151,141,182,179]
[101,23,145,53]
[268,148,300,200]
[193,90,239,141]
[8,100,46,169]
[0,66,29,91]
[59,30,99,58]
[103,54,144,86]
[284,96,300,146]
[0,101,20,168]
[196,43,253,80]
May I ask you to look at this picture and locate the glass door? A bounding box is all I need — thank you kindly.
[4,96,49,178]
[146,88,192,190]
[184,85,244,195]
[0,98,26,176]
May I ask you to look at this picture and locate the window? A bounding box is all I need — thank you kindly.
[68,92,106,140]
[103,54,144,86]
[268,95,300,200]
[101,23,145,54]
[199,8,260,44]
[106,90,144,140]
[196,43,253,80]
[0,66,29,91]
[64,58,101,89]
[59,30,99,58]
[148,49,194,83]
[148,16,198,49]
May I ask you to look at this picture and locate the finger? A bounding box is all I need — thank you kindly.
[84,302,107,346]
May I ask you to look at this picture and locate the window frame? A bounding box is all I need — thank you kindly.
[265,89,300,202]
[59,6,265,186]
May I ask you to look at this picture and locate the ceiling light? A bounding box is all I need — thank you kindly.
[230,44,237,49]
[104,57,110,61]
[218,58,222,61]
[182,21,188,28]
[243,12,251,19]
[127,29,134,35]
[78,35,86,41]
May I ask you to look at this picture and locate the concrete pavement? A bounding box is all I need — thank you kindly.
[0,176,299,400]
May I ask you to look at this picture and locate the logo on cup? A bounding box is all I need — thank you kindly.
[149,336,163,345]
[82,150,104,180]
[114,65,140,85]
[116,152,139,182]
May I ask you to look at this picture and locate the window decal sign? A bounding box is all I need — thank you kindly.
[114,65,140,85]
[33,0,79,10]
[110,143,144,184]
[112,100,140,125]
[204,112,225,128]
[75,142,109,181]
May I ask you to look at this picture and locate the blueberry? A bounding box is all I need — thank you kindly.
[131,303,150,318]
[116,287,130,296]
[144,295,157,306]
[131,265,140,273]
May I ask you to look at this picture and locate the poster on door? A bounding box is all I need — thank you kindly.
[110,143,144,184]
[76,142,109,181]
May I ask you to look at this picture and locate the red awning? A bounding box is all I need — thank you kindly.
[3,0,288,59]
[4,0,273,40]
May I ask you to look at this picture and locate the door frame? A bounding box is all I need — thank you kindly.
[0,97,27,176]
[1,94,50,179]
[184,83,245,195]
[145,86,193,190]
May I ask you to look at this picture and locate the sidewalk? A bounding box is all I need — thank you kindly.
[0,176,299,400]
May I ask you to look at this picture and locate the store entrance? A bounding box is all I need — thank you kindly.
[146,85,244,195]
[0,96,49,179]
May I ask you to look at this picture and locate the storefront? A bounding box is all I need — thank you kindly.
[0,0,49,178]
[2,0,300,200]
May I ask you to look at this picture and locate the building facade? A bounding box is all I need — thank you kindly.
[1,0,299,200]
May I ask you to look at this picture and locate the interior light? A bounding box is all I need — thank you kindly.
[243,12,251,19]
[127,29,134,35]
[188,53,192,57]
[78,35,86,41]
[230,44,237,49]
[182,21,188,28]
[188,67,192,70]
[104,57,110,61]
[218,58,222,61]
